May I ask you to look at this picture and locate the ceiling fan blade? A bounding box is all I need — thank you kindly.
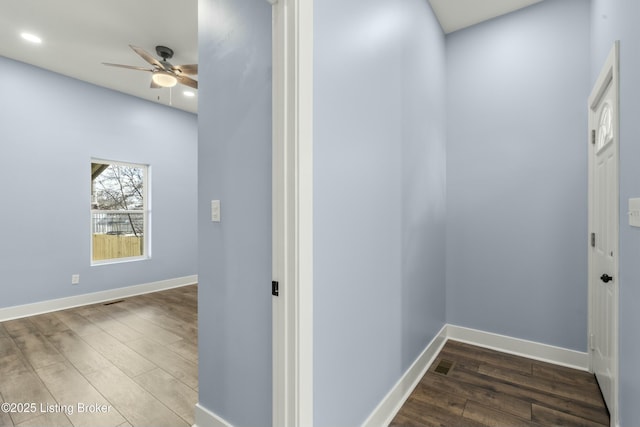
[102,62,153,72]
[177,75,198,89]
[129,45,166,70]
[172,64,198,75]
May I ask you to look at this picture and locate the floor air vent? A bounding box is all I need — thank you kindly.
[434,359,453,375]
[103,300,125,306]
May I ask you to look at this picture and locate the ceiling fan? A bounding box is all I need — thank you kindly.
[103,45,198,89]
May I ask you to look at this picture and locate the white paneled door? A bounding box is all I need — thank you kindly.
[588,42,619,426]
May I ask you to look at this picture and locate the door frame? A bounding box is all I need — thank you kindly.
[271,0,314,425]
[588,40,619,427]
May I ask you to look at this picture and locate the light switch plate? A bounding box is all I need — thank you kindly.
[629,198,640,227]
[211,200,221,222]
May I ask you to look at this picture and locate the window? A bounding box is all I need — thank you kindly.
[91,160,149,264]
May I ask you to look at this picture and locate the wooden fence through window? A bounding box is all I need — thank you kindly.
[92,234,143,261]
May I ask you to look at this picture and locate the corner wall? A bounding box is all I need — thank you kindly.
[313,0,447,425]
[0,56,197,308]
[445,0,591,352]
[197,0,273,425]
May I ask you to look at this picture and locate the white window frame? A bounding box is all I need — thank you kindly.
[90,159,151,265]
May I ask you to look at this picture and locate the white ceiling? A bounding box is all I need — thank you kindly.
[0,0,198,113]
[0,0,542,115]
[428,0,544,34]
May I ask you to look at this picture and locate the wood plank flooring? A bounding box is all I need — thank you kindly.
[0,285,197,427]
[391,340,610,427]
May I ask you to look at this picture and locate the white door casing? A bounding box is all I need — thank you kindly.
[588,41,619,427]
[271,0,314,425]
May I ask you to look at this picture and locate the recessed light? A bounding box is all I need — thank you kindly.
[183,91,196,98]
[21,32,42,44]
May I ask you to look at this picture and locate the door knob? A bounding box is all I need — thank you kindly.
[600,274,613,283]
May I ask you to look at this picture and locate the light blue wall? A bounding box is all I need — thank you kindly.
[591,1,640,425]
[0,56,197,308]
[197,0,272,425]
[313,0,446,425]
[446,0,591,351]
[195,1,640,426]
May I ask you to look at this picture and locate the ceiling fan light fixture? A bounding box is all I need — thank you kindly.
[151,71,177,88]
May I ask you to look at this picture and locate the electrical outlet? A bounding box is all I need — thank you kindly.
[71,274,80,285]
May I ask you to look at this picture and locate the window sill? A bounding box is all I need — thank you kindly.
[91,255,150,267]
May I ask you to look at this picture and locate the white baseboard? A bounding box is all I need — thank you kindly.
[446,324,590,371]
[361,324,448,427]
[193,403,234,427]
[0,275,198,322]
[362,323,590,426]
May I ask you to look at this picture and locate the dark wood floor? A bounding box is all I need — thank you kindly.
[391,340,610,427]
[0,285,197,427]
